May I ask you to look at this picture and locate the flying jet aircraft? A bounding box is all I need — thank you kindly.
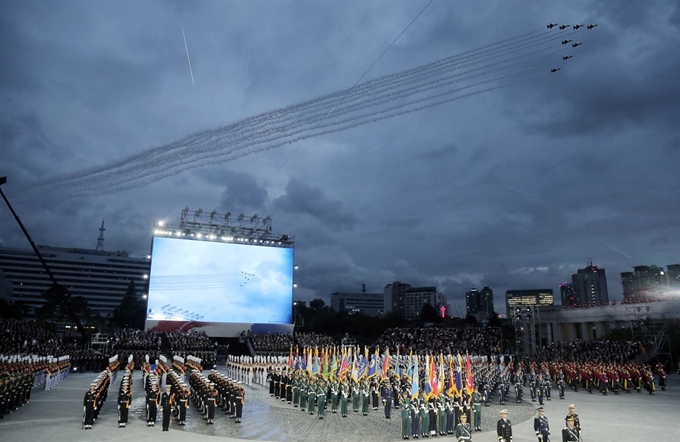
[559,24,569,30]
[562,39,572,45]
[572,42,582,48]
[587,24,598,29]
[547,23,558,29]
[573,24,584,30]
[563,55,573,60]
[551,68,561,73]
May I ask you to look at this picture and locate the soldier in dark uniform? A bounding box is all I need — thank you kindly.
[317,380,327,419]
[235,382,244,423]
[533,407,550,442]
[160,385,174,431]
[497,409,512,442]
[410,397,420,439]
[308,379,317,415]
[455,413,472,441]
[117,384,131,427]
[268,368,275,396]
[428,397,437,437]
[146,383,159,426]
[83,384,97,429]
[206,382,217,424]
[383,381,393,419]
[299,377,308,412]
[562,416,579,441]
[178,386,189,425]
[556,370,566,400]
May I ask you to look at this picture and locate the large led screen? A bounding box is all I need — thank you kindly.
[146,237,293,324]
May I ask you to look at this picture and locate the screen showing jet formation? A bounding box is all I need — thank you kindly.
[146,236,293,324]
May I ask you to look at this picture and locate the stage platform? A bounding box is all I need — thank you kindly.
[1,369,677,442]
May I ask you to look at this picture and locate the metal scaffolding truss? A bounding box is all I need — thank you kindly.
[156,207,293,248]
[625,304,672,362]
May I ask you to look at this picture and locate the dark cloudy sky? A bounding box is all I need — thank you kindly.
[1,1,679,315]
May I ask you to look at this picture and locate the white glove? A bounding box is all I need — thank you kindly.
[83,406,86,412]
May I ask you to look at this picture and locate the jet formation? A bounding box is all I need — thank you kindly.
[547,22,597,74]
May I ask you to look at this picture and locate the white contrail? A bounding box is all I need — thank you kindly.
[368,143,384,153]
[181,25,195,86]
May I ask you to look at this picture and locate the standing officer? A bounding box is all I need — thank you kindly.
[146,383,159,427]
[317,379,326,419]
[235,382,244,423]
[456,413,473,441]
[556,370,566,400]
[533,407,550,442]
[562,416,579,441]
[177,386,189,426]
[340,382,349,417]
[497,409,512,442]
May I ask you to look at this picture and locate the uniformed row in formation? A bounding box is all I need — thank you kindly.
[0,355,49,418]
[82,355,122,429]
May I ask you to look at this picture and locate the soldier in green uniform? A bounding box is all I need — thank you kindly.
[438,397,447,436]
[456,413,472,441]
[419,398,429,438]
[471,386,482,431]
[400,393,411,440]
[316,379,326,419]
[308,379,316,415]
[299,376,307,412]
[340,382,349,417]
[352,381,360,413]
[562,416,579,442]
[361,381,370,416]
[330,381,339,413]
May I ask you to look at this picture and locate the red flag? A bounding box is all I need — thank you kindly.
[381,349,390,381]
[465,353,474,393]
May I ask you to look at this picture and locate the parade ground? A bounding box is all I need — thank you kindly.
[1,369,677,442]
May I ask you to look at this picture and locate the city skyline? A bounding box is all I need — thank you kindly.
[1,1,679,315]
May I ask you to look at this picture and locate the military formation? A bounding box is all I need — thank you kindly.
[82,356,120,429]
[1,355,55,418]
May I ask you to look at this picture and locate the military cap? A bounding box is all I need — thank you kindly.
[568,404,575,409]
[566,416,574,422]
[500,409,508,414]
[537,407,544,411]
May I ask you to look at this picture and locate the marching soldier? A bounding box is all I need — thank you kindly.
[317,379,326,419]
[299,376,308,412]
[352,381,360,413]
[340,382,349,417]
[456,413,472,441]
[308,379,316,415]
[383,381,393,419]
[556,370,566,399]
[562,416,579,442]
[497,409,512,442]
[410,397,421,439]
[206,382,217,424]
[361,381,370,416]
[330,381,339,414]
[657,363,667,391]
[117,384,131,428]
[419,398,429,438]
[533,407,550,442]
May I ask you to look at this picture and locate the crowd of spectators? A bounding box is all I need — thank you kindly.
[111,328,212,352]
[295,332,335,348]
[530,340,645,364]
[0,319,65,356]
[373,326,503,356]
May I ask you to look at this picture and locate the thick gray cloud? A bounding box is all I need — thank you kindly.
[1,0,678,315]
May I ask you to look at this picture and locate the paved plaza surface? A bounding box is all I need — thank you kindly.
[1,369,678,442]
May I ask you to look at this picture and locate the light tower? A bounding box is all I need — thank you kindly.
[96,219,105,252]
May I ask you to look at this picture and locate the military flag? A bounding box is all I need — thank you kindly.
[367,348,378,379]
[330,348,338,380]
[447,355,456,397]
[322,348,329,379]
[410,353,420,399]
[351,348,360,381]
[381,349,390,381]
[423,354,433,399]
[395,348,400,378]
[312,348,319,374]
[301,348,307,371]
[288,346,293,368]
[339,347,350,381]
[465,353,474,394]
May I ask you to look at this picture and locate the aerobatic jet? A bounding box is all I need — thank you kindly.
[572,42,582,48]
[562,39,572,45]
[559,24,569,30]
[563,55,573,60]
[587,24,598,29]
[547,23,558,29]
[551,68,561,73]
[573,24,584,30]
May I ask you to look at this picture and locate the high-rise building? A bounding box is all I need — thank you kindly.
[621,265,667,303]
[331,284,384,317]
[479,286,495,316]
[667,264,680,288]
[505,289,554,320]
[465,288,479,315]
[384,281,446,321]
[570,260,609,306]
[466,286,495,318]
[560,282,578,307]
[0,244,150,318]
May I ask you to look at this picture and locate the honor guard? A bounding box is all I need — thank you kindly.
[471,386,482,431]
[178,386,189,425]
[117,384,131,427]
[497,409,512,442]
[235,382,244,423]
[160,385,174,431]
[400,393,411,440]
[533,407,550,442]
[146,383,159,426]
[83,384,96,430]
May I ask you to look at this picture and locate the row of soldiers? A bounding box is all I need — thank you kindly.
[0,366,36,418]
[82,369,114,429]
[188,369,245,424]
[116,367,133,427]
[143,371,181,431]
